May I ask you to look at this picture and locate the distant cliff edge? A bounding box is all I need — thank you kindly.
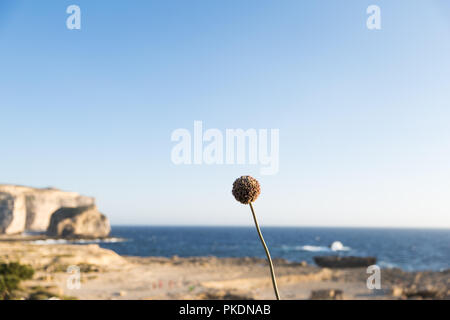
[0,185,108,237]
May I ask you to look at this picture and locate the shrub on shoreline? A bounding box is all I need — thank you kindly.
[0,262,35,300]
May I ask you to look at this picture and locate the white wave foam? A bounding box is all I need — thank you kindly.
[300,245,331,252]
[281,242,351,252]
[330,241,344,251]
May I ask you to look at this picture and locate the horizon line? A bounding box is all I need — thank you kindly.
[109,224,450,230]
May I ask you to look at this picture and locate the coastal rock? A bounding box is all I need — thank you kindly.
[0,192,27,234]
[47,205,110,238]
[24,189,94,231]
[0,185,95,234]
[310,289,343,300]
[391,286,405,297]
[313,256,376,268]
[400,285,448,299]
[196,289,255,300]
[0,242,127,271]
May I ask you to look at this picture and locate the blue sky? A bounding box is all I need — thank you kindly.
[1,0,449,228]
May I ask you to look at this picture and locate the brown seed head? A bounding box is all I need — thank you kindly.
[232,176,261,204]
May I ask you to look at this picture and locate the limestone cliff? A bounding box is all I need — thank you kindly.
[0,190,27,234]
[0,185,95,234]
[47,205,110,238]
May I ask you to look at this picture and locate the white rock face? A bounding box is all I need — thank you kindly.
[0,185,95,234]
[0,191,27,234]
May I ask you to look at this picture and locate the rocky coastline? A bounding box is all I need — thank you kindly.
[1,185,448,300]
[0,238,448,300]
[0,185,110,238]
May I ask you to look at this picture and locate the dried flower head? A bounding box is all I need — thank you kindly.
[232,176,261,204]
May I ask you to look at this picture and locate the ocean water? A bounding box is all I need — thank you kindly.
[89,226,450,272]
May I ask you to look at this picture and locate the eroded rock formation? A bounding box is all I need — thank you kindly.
[0,185,95,235]
[313,256,377,268]
[47,205,110,238]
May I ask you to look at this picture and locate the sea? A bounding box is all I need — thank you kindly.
[34,226,450,272]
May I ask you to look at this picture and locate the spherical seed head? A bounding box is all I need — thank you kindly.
[232,176,261,204]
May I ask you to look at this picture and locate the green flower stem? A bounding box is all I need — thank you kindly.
[249,202,281,300]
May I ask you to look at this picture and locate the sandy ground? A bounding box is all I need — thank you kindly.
[0,241,448,300]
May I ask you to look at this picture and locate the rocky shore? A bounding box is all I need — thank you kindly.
[0,185,95,234]
[0,240,448,300]
[0,185,110,238]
